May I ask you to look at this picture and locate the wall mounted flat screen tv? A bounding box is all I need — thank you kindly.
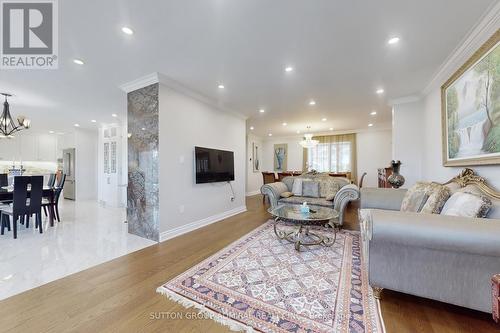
[195,146,235,184]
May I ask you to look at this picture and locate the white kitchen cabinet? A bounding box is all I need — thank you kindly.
[19,135,37,161]
[0,137,19,161]
[37,134,57,161]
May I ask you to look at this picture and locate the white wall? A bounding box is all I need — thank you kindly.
[357,130,392,187]
[75,129,98,200]
[158,84,246,240]
[262,137,305,172]
[392,100,424,187]
[421,88,500,188]
[392,9,500,189]
[246,133,264,196]
[260,130,393,187]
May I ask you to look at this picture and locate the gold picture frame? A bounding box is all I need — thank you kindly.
[441,29,500,166]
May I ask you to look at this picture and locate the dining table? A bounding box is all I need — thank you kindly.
[0,186,56,226]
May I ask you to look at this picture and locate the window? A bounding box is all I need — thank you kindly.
[305,134,356,175]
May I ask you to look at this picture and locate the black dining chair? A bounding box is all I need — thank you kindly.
[47,173,56,187]
[0,173,11,204]
[0,176,44,238]
[0,173,8,187]
[42,173,65,222]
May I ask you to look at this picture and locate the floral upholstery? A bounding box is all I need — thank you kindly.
[420,183,451,214]
[400,182,431,212]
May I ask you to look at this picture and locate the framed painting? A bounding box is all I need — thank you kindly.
[252,142,260,172]
[273,143,287,171]
[442,30,500,166]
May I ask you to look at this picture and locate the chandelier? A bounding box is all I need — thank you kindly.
[299,127,319,148]
[0,93,30,138]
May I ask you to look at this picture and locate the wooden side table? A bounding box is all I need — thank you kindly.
[493,274,500,323]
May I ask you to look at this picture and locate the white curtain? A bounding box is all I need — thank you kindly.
[304,133,357,181]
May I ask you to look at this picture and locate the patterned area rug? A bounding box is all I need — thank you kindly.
[157,221,385,333]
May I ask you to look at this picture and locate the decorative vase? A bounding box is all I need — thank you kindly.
[387,160,405,189]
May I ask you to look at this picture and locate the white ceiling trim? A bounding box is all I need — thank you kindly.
[119,72,160,93]
[422,1,500,95]
[120,72,247,121]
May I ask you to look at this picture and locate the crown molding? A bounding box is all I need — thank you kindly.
[119,73,159,93]
[119,72,248,121]
[422,1,500,96]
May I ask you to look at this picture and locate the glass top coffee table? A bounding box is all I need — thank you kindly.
[268,204,339,251]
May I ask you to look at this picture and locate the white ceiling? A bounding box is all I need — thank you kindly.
[0,0,496,137]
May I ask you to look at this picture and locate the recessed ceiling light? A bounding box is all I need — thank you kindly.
[376,89,385,94]
[121,26,134,35]
[249,126,254,130]
[370,111,377,116]
[282,122,287,126]
[91,119,97,123]
[73,59,84,65]
[268,133,273,137]
[296,130,301,134]
[141,127,146,131]
[259,109,265,113]
[285,66,294,72]
[368,123,374,127]
[309,100,316,106]
[329,127,334,131]
[321,118,327,122]
[49,130,54,134]
[388,37,400,45]
[111,113,118,118]
[74,123,80,127]
[218,84,225,89]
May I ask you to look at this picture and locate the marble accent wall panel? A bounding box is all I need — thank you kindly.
[127,83,159,242]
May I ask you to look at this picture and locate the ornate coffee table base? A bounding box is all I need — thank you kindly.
[273,218,337,251]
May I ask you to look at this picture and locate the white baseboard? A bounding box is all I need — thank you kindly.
[159,206,247,242]
[245,190,261,197]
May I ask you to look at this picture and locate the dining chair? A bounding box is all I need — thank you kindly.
[261,172,277,204]
[277,172,293,181]
[42,173,66,222]
[1,176,44,239]
[359,172,367,188]
[47,173,56,187]
[0,174,7,187]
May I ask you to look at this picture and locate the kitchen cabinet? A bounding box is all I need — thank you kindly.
[0,134,58,162]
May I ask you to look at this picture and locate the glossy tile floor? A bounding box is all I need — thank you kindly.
[0,199,156,300]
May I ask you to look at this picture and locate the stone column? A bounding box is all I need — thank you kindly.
[125,82,159,241]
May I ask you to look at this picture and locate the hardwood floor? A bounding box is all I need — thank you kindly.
[0,196,498,333]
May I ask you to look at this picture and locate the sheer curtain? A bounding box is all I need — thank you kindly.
[303,133,357,182]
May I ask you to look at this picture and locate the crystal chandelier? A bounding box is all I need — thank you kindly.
[0,93,31,138]
[299,127,319,148]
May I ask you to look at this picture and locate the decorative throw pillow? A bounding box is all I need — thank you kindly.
[420,183,451,214]
[325,193,335,201]
[441,192,492,218]
[292,178,303,196]
[280,191,294,198]
[400,182,431,212]
[302,181,320,198]
[319,178,341,198]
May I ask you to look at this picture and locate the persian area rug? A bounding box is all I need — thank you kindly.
[157,221,385,333]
